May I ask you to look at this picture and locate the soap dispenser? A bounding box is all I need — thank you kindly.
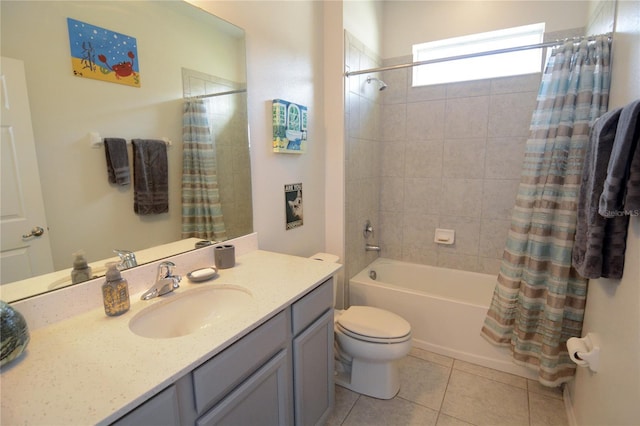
[102,262,130,317]
[71,251,92,284]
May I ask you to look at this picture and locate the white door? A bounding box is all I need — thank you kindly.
[1,57,54,284]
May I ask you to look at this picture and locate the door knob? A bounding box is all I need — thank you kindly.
[22,226,45,239]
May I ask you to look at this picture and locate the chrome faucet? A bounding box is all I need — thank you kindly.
[140,261,182,300]
[114,249,137,270]
[365,244,381,252]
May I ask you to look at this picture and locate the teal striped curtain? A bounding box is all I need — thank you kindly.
[181,100,227,241]
[481,36,611,387]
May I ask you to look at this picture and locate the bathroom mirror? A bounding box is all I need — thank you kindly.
[0,0,252,302]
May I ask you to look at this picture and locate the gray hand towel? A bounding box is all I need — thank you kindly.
[132,139,168,215]
[598,99,640,217]
[104,138,130,186]
[573,107,630,279]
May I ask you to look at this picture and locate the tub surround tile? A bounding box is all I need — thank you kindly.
[403,178,442,215]
[405,140,444,178]
[381,143,406,177]
[380,177,405,212]
[406,82,447,103]
[478,257,502,276]
[490,73,542,94]
[440,179,483,218]
[345,34,541,278]
[441,369,529,426]
[446,80,491,98]
[402,246,438,266]
[488,92,538,138]
[484,137,527,179]
[382,103,407,141]
[437,252,481,272]
[437,217,481,256]
[406,100,446,141]
[442,138,487,179]
[481,179,520,220]
[479,218,511,258]
[444,96,489,139]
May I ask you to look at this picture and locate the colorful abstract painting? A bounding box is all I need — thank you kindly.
[272,99,308,153]
[67,18,140,87]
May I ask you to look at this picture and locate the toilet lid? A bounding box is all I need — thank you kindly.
[336,306,411,341]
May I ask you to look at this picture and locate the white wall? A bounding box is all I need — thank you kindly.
[191,1,327,257]
[381,1,589,58]
[569,1,640,424]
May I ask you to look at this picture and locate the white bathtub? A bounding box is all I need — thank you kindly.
[349,258,537,380]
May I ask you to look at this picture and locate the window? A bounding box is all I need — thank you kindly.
[412,23,545,87]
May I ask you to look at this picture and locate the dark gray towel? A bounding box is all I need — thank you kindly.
[104,138,130,186]
[599,99,640,217]
[573,107,630,279]
[132,139,168,215]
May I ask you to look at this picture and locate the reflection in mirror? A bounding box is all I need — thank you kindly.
[0,1,251,302]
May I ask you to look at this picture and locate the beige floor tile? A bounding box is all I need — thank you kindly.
[527,379,564,400]
[410,347,455,368]
[441,370,529,426]
[436,413,476,426]
[529,391,569,426]
[453,359,527,389]
[343,395,439,426]
[398,355,451,410]
[326,385,360,426]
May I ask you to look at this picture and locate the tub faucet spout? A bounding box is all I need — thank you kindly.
[365,244,381,252]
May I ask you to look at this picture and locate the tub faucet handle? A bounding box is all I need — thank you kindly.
[363,220,374,239]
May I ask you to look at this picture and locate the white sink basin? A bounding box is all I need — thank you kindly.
[129,285,254,339]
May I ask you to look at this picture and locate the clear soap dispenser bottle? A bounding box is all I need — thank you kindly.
[102,262,130,316]
[71,250,92,284]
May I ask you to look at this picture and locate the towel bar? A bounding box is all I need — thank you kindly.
[89,132,172,148]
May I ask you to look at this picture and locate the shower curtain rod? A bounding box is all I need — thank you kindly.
[344,32,612,77]
[188,88,247,100]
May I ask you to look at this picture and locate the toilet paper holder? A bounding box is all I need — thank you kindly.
[567,333,600,373]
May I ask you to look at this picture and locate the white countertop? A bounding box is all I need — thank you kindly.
[0,249,341,425]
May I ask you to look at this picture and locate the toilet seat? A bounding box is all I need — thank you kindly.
[336,306,411,344]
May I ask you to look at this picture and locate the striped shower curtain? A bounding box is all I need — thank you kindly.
[181,100,227,241]
[481,36,611,387]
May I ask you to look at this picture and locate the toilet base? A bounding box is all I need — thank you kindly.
[334,357,401,400]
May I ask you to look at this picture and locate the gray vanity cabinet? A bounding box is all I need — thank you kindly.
[110,278,334,426]
[112,385,180,426]
[291,278,334,426]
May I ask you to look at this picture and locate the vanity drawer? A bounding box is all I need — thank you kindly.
[192,310,288,415]
[291,278,332,336]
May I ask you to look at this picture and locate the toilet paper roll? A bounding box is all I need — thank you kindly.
[214,245,235,269]
[567,337,589,367]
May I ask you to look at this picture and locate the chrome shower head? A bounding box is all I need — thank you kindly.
[366,76,388,91]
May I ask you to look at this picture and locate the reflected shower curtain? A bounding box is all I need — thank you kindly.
[181,100,227,241]
[481,36,611,387]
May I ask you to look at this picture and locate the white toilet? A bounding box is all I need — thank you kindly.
[311,254,412,400]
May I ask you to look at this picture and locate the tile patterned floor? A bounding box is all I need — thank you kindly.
[327,348,569,426]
